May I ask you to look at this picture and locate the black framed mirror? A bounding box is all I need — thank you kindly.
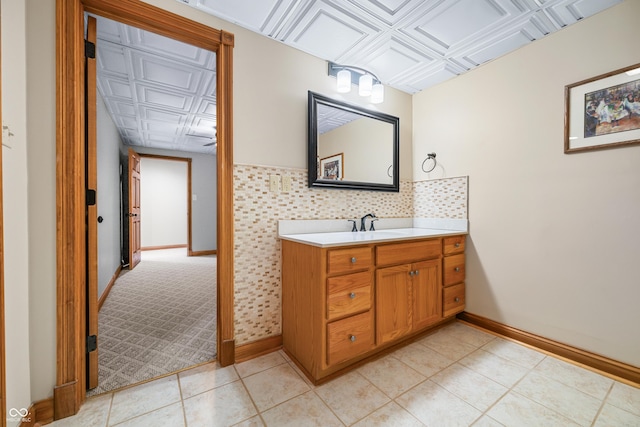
[308,91,400,192]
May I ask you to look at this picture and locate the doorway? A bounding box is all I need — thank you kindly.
[56,0,234,418]
[91,148,218,395]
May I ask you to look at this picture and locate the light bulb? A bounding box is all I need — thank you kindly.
[336,69,351,93]
[359,74,373,96]
[371,83,384,104]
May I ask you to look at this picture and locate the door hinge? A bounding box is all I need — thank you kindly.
[87,335,97,353]
[85,40,96,59]
[87,189,96,206]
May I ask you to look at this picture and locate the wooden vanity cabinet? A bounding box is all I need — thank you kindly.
[281,233,465,383]
[442,236,466,317]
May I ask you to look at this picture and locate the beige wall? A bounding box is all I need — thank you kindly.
[413,1,640,366]
[2,0,33,422]
[25,0,57,402]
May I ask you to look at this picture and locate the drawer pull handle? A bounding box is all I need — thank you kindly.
[351,257,357,264]
[349,335,356,342]
[349,292,356,299]
[455,242,460,248]
[454,267,460,272]
[454,297,460,303]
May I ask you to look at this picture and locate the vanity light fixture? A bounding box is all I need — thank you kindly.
[328,62,384,104]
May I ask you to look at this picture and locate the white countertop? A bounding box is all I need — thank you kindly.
[279,223,467,248]
[278,218,468,247]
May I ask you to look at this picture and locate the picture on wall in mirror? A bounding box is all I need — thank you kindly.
[319,153,343,180]
[565,62,640,153]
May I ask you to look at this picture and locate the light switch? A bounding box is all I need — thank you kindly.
[192,194,197,201]
[282,176,292,193]
[269,174,280,193]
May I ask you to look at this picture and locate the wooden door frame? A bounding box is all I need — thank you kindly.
[56,0,235,419]
[137,153,194,254]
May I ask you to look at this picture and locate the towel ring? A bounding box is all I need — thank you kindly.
[421,153,437,173]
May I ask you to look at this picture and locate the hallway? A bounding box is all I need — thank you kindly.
[89,248,217,395]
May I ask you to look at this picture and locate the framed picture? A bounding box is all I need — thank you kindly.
[565,63,640,153]
[319,153,344,180]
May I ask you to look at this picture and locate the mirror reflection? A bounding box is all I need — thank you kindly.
[308,91,399,192]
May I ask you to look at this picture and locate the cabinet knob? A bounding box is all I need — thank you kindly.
[349,335,356,342]
[455,242,460,248]
[414,270,419,276]
[454,297,460,302]
[454,267,460,272]
[349,292,356,299]
[408,271,414,276]
[351,257,357,264]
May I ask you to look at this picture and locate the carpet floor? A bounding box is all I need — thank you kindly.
[88,248,217,396]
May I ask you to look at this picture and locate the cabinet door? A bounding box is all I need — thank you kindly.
[376,264,413,345]
[412,259,442,330]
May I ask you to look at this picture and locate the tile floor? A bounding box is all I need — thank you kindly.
[49,321,640,426]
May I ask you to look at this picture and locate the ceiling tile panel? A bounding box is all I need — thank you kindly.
[102,77,133,100]
[195,0,285,30]
[132,51,204,94]
[292,12,369,60]
[197,99,217,117]
[142,108,186,124]
[116,116,138,130]
[346,0,424,26]
[96,42,129,77]
[541,0,621,27]
[113,101,136,117]
[136,84,194,111]
[142,121,181,135]
[127,26,216,67]
[277,0,385,61]
[399,0,527,55]
[95,16,128,44]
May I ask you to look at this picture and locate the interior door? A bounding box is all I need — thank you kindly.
[85,15,99,390]
[128,148,142,270]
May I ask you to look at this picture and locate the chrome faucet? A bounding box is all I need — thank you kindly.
[360,213,377,231]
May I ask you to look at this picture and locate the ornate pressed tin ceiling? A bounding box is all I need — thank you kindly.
[93,0,622,154]
[93,15,218,154]
[178,0,621,93]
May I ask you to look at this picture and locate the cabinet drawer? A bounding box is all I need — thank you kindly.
[443,283,465,317]
[443,235,466,255]
[327,247,372,275]
[443,253,465,286]
[376,239,441,266]
[327,271,372,320]
[327,311,374,366]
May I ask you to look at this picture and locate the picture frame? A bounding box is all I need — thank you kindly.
[565,63,640,153]
[319,153,344,180]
